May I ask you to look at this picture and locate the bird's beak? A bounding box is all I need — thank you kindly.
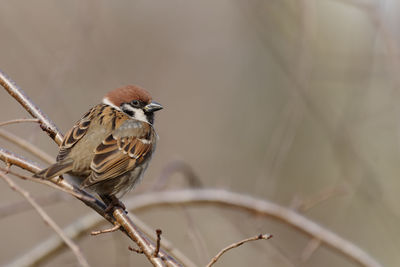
[144,101,163,112]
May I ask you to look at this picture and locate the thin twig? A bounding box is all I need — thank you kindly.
[206,233,272,267]
[0,171,90,267]
[0,128,54,164]
[112,208,168,267]
[91,223,121,235]
[128,214,197,267]
[154,229,162,257]
[296,185,348,212]
[0,118,40,127]
[129,246,144,254]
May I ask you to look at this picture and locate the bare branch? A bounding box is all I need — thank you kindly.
[0,171,90,267]
[0,118,40,127]
[0,147,182,267]
[0,149,181,266]
[10,211,196,267]
[91,223,121,236]
[128,214,197,267]
[112,208,168,267]
[5,185,384,267]
[14,187,382,267]
[0,167,95,203]
[0,147,41,173]
[0,149,82,199]
[0,70,63,145]
[154,229,162,257]
[123,189,383,267]
[0,128,54,164]
[129,246,144,254]
[206,233,272,267]
[0,141,383,267]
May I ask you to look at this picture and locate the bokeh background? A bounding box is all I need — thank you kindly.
[0,0,398,266]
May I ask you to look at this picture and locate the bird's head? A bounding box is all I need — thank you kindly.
[103,85,163,124]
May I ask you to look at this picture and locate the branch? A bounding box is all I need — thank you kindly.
[91,223,121,235]
[0,146,180,267]
[17,189,382,267]
[0,147,41,173]
[0,171,90,267]
[0,128,54,164]
[206,233,272,267]
[153,229,162,257]
[0,118,40,127]
[0,167,95,203]
[112,208,168,266]
[9,211,196,267]
[123,189,382,267]
[0,70,63,145]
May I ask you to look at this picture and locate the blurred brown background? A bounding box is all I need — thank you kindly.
[0,0,398,266]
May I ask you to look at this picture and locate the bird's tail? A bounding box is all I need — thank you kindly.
[33,159,74,179]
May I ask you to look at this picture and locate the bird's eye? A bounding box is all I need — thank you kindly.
[131,100,140,107]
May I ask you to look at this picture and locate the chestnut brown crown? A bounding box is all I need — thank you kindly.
[104,85,152,107]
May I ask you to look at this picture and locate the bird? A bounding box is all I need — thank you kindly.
[34,85,163,211]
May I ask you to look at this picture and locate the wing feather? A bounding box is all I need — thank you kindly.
[57,107,94,161]
[82,120,155,188]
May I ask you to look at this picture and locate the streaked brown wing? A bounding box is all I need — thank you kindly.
[57,108,93,161]
[83,120,154,187]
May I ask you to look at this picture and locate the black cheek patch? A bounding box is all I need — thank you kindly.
[126,110,134,116]
[121,105,135,117]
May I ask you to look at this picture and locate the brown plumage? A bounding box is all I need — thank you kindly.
[104,85,152,106]
[34,85,162,202]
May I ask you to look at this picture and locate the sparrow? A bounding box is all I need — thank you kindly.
[34,85,163,210]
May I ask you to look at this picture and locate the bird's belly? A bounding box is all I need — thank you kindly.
[90,162,149,197]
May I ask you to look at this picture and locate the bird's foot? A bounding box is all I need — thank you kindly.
[104,196,127,213]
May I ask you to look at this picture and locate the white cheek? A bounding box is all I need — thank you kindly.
[121,104,148,123]
[133,109,148,122]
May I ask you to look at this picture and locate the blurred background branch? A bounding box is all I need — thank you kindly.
[0,171,90,267]
[8,189,384,267]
